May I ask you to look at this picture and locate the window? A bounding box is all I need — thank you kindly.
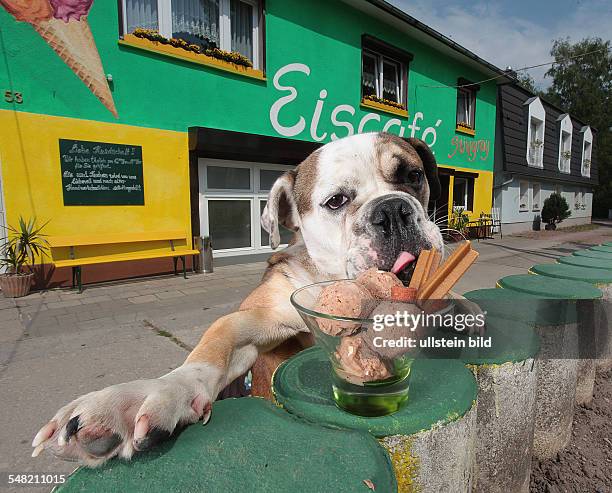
[452,175,474,211]
[557,114,572,173]
[581,126,592,177]
[525,97,545,168]
[455,79,479,131]
[361,36,411,108]
[519,181,529,211]
[531,183,541,211]
[574,191,581,210]
[199,159,294,254]
[122,0,262,68]
[581,191,586,210]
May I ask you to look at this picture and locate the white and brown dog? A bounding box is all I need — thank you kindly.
[32,132,459,465]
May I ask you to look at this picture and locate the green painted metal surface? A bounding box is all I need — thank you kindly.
[57,397,397,493]
[272,347,477,438]
[497,274,602,300]
[0,0,497,166]
[573,249,612,260]
[590,245,612,253]
[604,242,612,247]
[530,263,612,286]
[558,255,612,271]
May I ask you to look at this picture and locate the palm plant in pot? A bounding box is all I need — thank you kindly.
[0,217,49,298]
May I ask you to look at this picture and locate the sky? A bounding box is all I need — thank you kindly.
[388,0,612,87]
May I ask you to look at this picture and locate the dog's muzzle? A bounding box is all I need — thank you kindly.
[370,197,415,240]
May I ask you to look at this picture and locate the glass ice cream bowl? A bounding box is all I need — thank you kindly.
[290,279,453,417]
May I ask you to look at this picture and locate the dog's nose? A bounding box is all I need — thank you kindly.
[371,198,414,237]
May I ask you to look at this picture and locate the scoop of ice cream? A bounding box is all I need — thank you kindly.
[314,281,375,336]
[0,0,53,22]
[334,335,391,385]
[49,0,92,21]
[363,301,423,359]
[356,268,403,300]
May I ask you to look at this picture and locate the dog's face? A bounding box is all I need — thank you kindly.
[261,132,444,281]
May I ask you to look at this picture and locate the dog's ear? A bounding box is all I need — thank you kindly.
[261,170,298,249]
[407,137,441,201]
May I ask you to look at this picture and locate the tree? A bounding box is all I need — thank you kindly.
[515,72,541,95]
[541,193,571,230]
[544,38,612,217]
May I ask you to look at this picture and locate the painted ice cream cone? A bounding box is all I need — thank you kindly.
[31,16,117,117]
[0,0,118,117]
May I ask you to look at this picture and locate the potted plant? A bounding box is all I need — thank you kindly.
[583,159,591,169]
[0,217,49,298]
[541,193,571,231]
[447,206,470,242]
[530,139,543,148]
[561,150,571,159]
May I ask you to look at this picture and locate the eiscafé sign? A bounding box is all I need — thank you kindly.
[269,63,443,147]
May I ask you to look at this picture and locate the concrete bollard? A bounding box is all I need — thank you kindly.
[497,274,602,459]
[462,290,540,493]
[273,347,478,493]
[56,397,399,492]
[531,262,612,373]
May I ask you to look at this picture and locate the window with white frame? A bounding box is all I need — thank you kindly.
[361,36,409,108]
[557,114,572,173]
[525,97,545,168]
[122,0,261,68]
[455,79,479,130]
[580,191,586,210]
[519,180,529,211]
[531,182,541,211]
[580,126,592,177]
[574,191,581,210]
[199,160,294,254]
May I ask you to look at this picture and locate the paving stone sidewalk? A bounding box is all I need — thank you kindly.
[0,225,610,491]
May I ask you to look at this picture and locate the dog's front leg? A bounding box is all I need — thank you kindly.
[32,295,303,466]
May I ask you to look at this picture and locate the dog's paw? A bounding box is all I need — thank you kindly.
[32,374,213,466]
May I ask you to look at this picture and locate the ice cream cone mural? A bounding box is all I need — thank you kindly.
[1,0,118,117]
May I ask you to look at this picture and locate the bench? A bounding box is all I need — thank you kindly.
[48,231,200,292]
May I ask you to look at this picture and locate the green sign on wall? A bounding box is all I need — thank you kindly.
[59,139,144,206]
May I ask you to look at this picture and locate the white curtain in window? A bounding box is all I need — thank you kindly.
[230,0,253,60]
[125,0,159,33]
[456,90,471,126]
[362,52,378,97]
[172,0,220,45]
[382,59,399,102]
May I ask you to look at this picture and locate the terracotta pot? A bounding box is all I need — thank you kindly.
[0,272,34,298]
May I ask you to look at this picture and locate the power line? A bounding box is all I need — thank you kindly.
[418,47,609,89]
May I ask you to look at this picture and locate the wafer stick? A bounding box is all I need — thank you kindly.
[418,241,473,300]
[408,249,432,289]
[427,250,478,299]
[427,249,442,279]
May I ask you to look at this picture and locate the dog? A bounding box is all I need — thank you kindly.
[32,132,471,466]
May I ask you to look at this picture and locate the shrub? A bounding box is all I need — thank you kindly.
[541,193,571,229]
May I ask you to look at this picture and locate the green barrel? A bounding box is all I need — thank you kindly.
[273,347,477,492]
[496,274,602,459]
[57,398,397,493]
[558,255,612,271]
[573,249,612,260]
[591,245,612,253]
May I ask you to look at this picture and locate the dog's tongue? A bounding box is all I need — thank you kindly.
[390,251,416,275]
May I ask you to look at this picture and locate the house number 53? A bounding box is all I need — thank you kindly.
[4,90,23,104]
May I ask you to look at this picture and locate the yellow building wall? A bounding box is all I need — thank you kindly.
[0,110,192,262]
[438,163,493,221]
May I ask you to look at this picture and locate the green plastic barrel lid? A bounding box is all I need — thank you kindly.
[498,274,602,299]
[573,249,612,260]
[272,347,477,438]
[604,241,612,247]
[57,398,397,493]
[456,316,539,365]
[464,287,564,325]
[530,263,612,286]
[558,255,612,271]
[591,245,612,253]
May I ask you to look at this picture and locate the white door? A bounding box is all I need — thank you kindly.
[198,159,295,257]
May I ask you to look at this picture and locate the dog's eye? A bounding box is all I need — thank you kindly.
[325,194,349,210]
[406,170,423,185]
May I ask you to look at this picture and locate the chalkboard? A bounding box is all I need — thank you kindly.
[59,139,145,206]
